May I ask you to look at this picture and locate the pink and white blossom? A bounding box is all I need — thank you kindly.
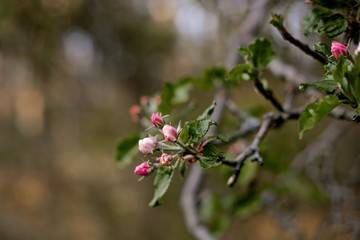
[138,136,156,154]
[134,162,152,175]
[159,154,171,166]
[331,41,347,60]
[151,112,164,128]
[162,125,178,142]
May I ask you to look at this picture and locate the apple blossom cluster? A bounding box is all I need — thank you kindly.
[134,112,184,177]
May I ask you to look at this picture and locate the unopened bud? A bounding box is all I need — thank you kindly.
[134,162,152,175]
[138,135,156,154]
[162,125,178,142]
[159,153,171,166]
[331,41,347,60]
[151,112,164,128]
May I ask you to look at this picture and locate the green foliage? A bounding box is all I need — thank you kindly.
[238,161,259,187]
[238,38,275,71]
[158,77,194,114]
[228,64,251,83]
[199,157,222,168]
[149,166,174,207]
[276,172,327,203]
[299,80,339,92]
[116,134,141,168]
[299,95,341,139]
[303,8,348,38]
[206,134,229,144]
[179,161,186,178]
[198,144,224,168]
[179,119,217,144]
[269,13,284,29]
[234,193,262,219]
[198,101,216,120]
[333,55,358,105]
[312,0,357,9]
[196,67,228,89]
[313,42,332,58]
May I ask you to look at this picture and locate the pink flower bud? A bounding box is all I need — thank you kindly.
[162,125,178,142]
[134,162,152,175]
[331,41,347,60]
[159,153,171,166]
[129,105,141,122]
[151,112,164,128]
[155,95,162,105]
[140,96,150,105]
[138,136,156,154]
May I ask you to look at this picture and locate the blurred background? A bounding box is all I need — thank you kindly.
[0,0,359,239]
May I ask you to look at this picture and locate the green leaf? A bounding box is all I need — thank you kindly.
[303,9,348,38]
[198,101,216,120]
[312,0,357,9]
[179,119,216,144]
[158,77,194,114]
[196,67,227,89]
[206,134,229,144]
[238,161,259,187]
[299,80,339,92]
[116,134,141,168]
[179,161,186,178]
[269,13,284,29]
[313,42,332,58]
[203,144,225,159]
[299,95,341,139]
[199,144,224,168]
[228,64,251,82]
[199,157,222,168]
[239,38,275,70]
[353,54,360,103]
[333,55,357,103]
[149,166,174,207]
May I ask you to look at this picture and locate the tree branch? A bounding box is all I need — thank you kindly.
[254,78,284,112]
[274,26,328,65]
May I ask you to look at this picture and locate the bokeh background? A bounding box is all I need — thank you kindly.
[0,0,359,239]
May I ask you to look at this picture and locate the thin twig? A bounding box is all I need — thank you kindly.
[274,26,328,65]
[226,111,299,187]
[254,78,284,112]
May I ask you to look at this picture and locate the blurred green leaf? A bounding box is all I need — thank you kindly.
[239,38,275,70]
[228,64,251,82]
[234,193,262,219]
[206,134,229,144]
[314,42,332,58]
[269,13,284,29]
[179,119,216,144]
[299,80,339,92]
[299,95,340,139]
[199,157,222,168]
[238,161,259,187]
[312,0,357,9]
[276,172,327,203]
[149,166,174,207]
[196,67,227,89]
[158,77,194,114]
[303,8,348,38]
[179,161,186,178]
[116,134,140,168]
[198,101,216,120]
